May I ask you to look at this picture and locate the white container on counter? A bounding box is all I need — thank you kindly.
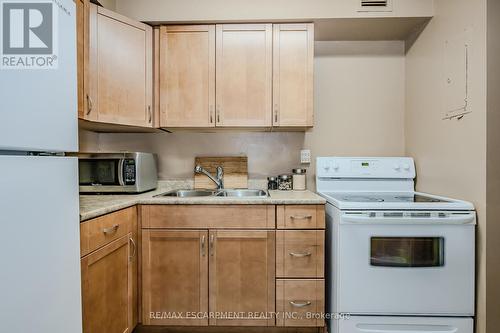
[292,168,307,190]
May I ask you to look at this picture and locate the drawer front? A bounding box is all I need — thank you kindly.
[277,205,325,229]
[141,205,275,229]
[276,230,324,278]
[276,279,325,327]
[80,207,136,257]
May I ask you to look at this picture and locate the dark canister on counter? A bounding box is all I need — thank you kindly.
[277,174,293,191]
[267,176,278,190]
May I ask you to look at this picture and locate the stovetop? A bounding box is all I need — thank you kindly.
[329,193,449,203]
[319,191,474,211]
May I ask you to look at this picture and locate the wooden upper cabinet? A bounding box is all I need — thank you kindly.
[86,4,153,127]
[76,0,89,119]
[159,26,215,128]
[209,230,275,326]
[215,24,273,127]
[273,23,314,127]
[81,235,134,333]
[142,230,209,326]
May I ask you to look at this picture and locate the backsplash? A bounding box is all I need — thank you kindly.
[84,131,306,180]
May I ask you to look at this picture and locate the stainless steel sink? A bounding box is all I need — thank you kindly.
[156,189,216,197]
[215,189,268,197]
[155,189,268,198]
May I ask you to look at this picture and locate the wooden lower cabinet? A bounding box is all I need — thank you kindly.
[81,234,136,333]
[141,229,275,327]
[209,230,275,326]
[142,230,209,326]
[139,204,325,329]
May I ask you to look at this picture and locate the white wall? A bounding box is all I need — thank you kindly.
[404,0,487,331]
[305,41,406,188]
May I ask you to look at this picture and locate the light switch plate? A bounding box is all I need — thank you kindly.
[300,149,311,164]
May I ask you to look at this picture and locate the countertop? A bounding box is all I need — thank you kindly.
[79,180,326,222]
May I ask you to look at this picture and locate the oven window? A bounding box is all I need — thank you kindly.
[370,237,444,267]
[79,159,119,185]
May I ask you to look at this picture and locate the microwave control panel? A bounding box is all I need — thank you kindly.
[123,159,136,185]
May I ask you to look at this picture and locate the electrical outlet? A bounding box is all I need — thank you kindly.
[300,149,311,164]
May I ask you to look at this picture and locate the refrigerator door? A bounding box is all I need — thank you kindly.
[0,0,77,153]
[0,155,82,333]
[337,316,473,333]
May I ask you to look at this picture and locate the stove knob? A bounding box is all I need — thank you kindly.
[323,165,330,172]
[332,163,339,171]
[403,164,410,171]
[393,164,401,171]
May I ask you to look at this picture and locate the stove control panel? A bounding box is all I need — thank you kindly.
[316,157,416,178]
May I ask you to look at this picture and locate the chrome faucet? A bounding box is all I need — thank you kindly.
[194,165,224,190]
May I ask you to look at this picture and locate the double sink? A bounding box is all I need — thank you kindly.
[156,189,269,198]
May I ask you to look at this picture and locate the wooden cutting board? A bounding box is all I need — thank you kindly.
[194,156,248,189]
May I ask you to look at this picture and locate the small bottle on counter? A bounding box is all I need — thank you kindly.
[277,174,293,191]
[267,176,278,190]
[292,168,307,191]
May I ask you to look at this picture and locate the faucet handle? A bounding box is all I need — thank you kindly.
[216,166,224,178]
[194,165,203,173]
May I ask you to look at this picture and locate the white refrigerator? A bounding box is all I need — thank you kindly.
[0,1,82,332]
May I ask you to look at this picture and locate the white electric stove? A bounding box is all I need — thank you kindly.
[316,157,475,333]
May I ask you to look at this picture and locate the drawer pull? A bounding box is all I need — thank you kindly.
[289,252,312,258]
[290,215,313,220]
[290,301,312,308]
[103,224,119,235]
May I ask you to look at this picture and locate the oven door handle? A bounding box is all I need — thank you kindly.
[356,323,459,333]
[342,213,476,225]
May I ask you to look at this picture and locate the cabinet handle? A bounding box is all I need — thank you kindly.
[148,105,152,123]
[289,252,312,258]
[216,105,221,124]
[290,301,312,308]
[209,105,214,124]
[290,215,313,220]
[129,237,136,260]
[274,103,278,123]
[86,94,93,115]
[103,224,119,235]
[201,235,206,257]
[210,234,215,256]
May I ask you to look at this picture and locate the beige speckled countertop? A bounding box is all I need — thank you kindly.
[79,180,326,222]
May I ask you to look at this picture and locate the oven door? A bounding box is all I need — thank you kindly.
[337,211,475,316]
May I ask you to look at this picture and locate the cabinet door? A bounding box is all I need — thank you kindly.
[209,230,275,326]
[216,24,273,127]
[273,23,314,127]
[76,0,90,120]
[89,5,153,127]
[160,25,215,128]
[142,230,209,326]
[81,234,134,333]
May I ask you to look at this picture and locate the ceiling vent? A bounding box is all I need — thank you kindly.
[358,0,393,12]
